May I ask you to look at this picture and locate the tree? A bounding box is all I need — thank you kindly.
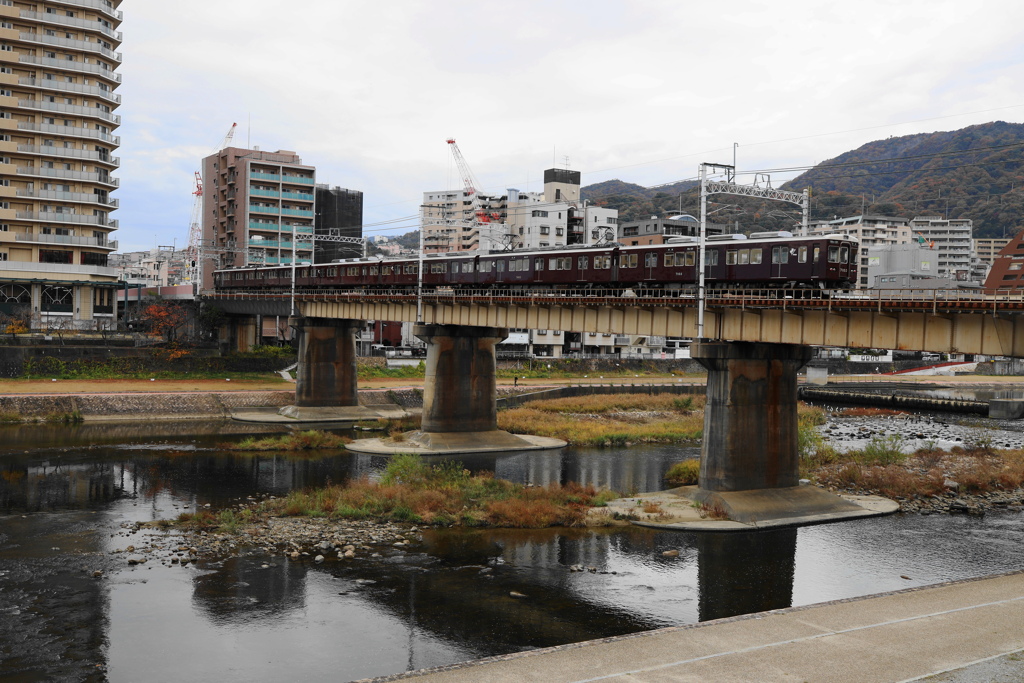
[141,301,188,342]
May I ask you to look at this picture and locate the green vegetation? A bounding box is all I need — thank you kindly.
[498,393,704,447]
[664,459,700,486]
[20,345,295,380]
[220,430,351,452]
[170,454,619,531]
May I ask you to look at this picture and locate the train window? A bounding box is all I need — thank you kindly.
[329,268,338,277]
[404,264,417,274]
[595,255,612,269]
[771,246,788,264]
[619,253,638,268]
[578,256,589,270]
[664,252,674,267]
[480,261,492,272]
[497,261,505,272]
[705,249,718,266]
[840,246,849,264]
[738,250,749,265]
[257,271,265,279]
[347,267,359,276]
[362,267,368,276]
[370,266,378,275]
[750,249,763,265]
[828,246,840,263]
[684,252,695,267]
[813,246,821,264]
[674,253,686,266]
[535,258,544,271]
[645,252,657,267]
[382,266,393,275]
[430,263,447,273]
[726,250,738,265]
[462,262,473,273]
[798,246,808,263]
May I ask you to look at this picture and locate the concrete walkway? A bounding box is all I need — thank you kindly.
[363,571,1024,683]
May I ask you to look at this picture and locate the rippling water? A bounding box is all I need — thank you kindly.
[2,421,1023,682]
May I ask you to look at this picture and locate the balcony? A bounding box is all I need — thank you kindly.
[0,259,118,277]
[281,191,314,201]
[614,336,630,346]
[18,145,119,166]
[20,10,123,42]
[250,172,280,182]
[18,121,119,144]
[18,76,121,104]
[248,221,280,231]
[18,99,120,124]
[15,232,116,248]
[16,188,118,207]
[45,0,122,22]
[248,240,313,250]
[249,204,279,215]
[18,32,121,61]
[249,188,280,198]
[281,207,313,217]
[281,174,314,185]
[16,165,117,187]
[16,166,118,186]
[16,211,117,227]
[18,54,121,83]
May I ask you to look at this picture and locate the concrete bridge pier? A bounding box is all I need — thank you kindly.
[271,317,407,423]
[347,323,565,454]
[688,341,873,525]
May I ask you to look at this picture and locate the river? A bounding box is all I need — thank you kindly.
[2,419,1024,682]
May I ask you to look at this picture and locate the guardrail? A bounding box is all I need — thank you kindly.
[203,286,1024,314]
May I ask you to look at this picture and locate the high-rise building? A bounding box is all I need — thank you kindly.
[0,0,123,330]
[200,147,315,287]
[313,184,362,263]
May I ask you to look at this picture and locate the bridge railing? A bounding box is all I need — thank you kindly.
[203,287,1024,312]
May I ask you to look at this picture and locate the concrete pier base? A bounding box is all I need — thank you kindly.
[349,324,566,455]
[293,317,361,408]
[638,341,896,528]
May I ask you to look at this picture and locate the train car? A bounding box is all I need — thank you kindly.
[214,231,858,297]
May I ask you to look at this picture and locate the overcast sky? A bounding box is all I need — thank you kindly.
[113,0,1024,252]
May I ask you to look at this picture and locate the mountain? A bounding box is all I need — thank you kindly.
[581,122,1024,238]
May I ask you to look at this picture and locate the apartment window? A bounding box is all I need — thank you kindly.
[0,224,7,232]
[539,226,549,235]
[0,252,6,261]
[81,252,107,266]
[44,51,56,58]
[555,227,563,236]
[0,45,12,52]
[45,29,56,36]
[40,249,73,264]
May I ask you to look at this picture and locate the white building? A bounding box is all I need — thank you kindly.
[909,216,974,279]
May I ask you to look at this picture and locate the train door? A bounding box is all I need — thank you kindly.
[610,247,620,286]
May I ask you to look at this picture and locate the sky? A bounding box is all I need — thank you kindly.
[113,0,1024,252]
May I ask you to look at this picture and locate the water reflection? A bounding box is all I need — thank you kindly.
[697,529,796,621]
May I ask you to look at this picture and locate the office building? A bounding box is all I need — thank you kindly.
[314,184,362,263]
[0,0,123,329]
[200,146,315,288]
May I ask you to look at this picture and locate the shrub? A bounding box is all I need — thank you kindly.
[664,459,700,486]
[854,434,907,466]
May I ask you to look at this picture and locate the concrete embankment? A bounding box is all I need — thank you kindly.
[799,386,990,415]
[364,571,1024,683]
[0,391,296,422]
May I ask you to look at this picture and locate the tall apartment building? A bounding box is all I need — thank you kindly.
[200,147,315,288]
[973,237,1011,266]
[313,184,362,263]
[909,216,974,279]
[0,0,123,329]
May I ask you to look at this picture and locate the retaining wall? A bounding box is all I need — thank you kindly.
[0,391,295,422]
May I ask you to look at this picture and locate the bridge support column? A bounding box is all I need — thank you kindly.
[294,317,360,407]
[694,342,812,491]
[346,324,566,454]
[414,324,505,432]
[689,341,871,525]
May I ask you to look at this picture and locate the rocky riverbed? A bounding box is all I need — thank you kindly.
[812,409,1024,516]
[111,498,420,569]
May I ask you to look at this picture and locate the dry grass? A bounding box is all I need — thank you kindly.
[220,430,351,452]
[839,407,909,417]
[258,454,619,529]
[664,459,700,486]
[498,393,705,446]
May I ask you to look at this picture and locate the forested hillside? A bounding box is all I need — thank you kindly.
[580,122,1024,238]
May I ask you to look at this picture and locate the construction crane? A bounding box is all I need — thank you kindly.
[185,123,238,290]
[916,231,936,249]
[446,138,479,196]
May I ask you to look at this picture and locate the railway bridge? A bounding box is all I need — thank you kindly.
[206,285,1024,524]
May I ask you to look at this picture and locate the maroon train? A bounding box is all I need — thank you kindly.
[214,231,859,296]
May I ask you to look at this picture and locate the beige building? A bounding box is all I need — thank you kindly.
[0,0,122,329]
[200,147,315,288]
[974,237,1011,265]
